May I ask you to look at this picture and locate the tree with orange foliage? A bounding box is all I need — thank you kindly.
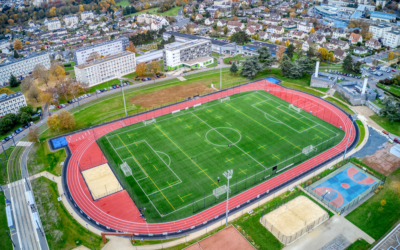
[126,41,137,53]
[276,46,285,62]
[290,12,296,18]
[136,62,147,76]
[144,2,150,9]
[8,19,14,25]
[310,28,315,33]
[14,39,23,50]
[79,5,84,12]
[233,16,238,21]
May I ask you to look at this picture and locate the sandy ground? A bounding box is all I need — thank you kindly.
[262,196,328,237]
[81,163,123,200]
[130,83,214,108]
[361,142,400,175]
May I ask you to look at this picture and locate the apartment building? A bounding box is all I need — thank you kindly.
[163,39,212,71]
[64,15,79,26]
[0,92,27,117]
[81,11,94,20]
[0,40,10,50]
[369,23,392,39]
[383,30,400,47]
[0,53,50,86]
[74,51,136,87]
[47,18,62,31]
[298,21,314,33]
[73,37,129,65]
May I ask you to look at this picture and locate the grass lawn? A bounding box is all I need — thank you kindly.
[346,239,371,250]
[0,147,15,185]
[206,58,218,68]
[64,62,75,71]
[212,52,222,58]
[28,141,66,176]
[370,115,400,136]
[123,72,137,79]
[370,99,385,109]
[4,84,21,93]
[117,0,130,7]
[32,177,104,249]
[311,87,330,93]
[346,168,400,240]
[378,83,400,97]
[97,90,344,222]
[355,120,365,148]
[0,192,12,250]
[0,122,25,141]
[333,91,351,105]
[223,54,247,64]
[127,6,180,17]
[325,97,355,115]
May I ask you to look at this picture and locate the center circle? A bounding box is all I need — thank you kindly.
[205,127,241,147]
[341,183,350,189]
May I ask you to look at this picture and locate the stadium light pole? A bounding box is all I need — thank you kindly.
[223,169,233,226]
[118,73,128,117]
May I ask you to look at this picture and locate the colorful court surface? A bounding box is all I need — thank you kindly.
[311,163,381,210]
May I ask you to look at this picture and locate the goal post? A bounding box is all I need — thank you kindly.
[143,118,156,126]
[220,97,230,103]
[213,185,230,198]
[302,145,315,156]
[120,162,132,177]
[289,104,301,113]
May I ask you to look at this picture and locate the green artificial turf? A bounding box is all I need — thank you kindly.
[97,90,345,223]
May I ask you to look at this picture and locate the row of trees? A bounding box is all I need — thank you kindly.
[0,105,34,135]
[129,30,160,46]
[47,110,76,132]
[342,54,362,74]
[136,61,162,76]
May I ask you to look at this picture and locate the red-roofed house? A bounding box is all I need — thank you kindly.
[348,33,362,44]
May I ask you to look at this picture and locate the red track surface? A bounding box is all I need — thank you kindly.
[65,81,356,234]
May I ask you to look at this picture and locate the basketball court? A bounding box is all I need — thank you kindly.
[309,163,382,212]
[81,163,123,200]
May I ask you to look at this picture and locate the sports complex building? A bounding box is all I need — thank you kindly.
[49,78,358,239]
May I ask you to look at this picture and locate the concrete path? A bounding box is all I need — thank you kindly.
[101,236,134,250]
[352,106,384,132]
[283,215,374,250]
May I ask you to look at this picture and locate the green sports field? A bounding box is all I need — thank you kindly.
[97,90,345,222]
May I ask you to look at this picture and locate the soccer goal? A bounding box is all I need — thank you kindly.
[220,97,230,103]
[120,162,132,177]
[213,185,231,199]
[289,104,301,113]
[143,118,156,126]
[302,145,315,156]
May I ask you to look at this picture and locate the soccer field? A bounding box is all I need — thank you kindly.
[97,90,345,222]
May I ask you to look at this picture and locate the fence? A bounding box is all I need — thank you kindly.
[261,211,329,245]
[56,79,360,237]
[303,158,385,214]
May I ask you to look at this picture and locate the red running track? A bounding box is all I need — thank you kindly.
[65,81,356,234]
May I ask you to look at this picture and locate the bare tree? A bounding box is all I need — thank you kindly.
[32,64,46,79]
[79,81,90,93]
[68,81,81,99]
[27,126,40,142]
[20,76,34,93]
[27,85,42,103]
[40,70,52,87]
[55,80,70,100]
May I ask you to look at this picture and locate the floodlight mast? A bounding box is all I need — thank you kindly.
[223,170,233,226]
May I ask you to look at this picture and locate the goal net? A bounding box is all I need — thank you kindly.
[120,162,132,177]
[302,145,315,156]
[143,118,156,126]
[220,97,230,103]
[213,185,230,198]
[289,104,301,113]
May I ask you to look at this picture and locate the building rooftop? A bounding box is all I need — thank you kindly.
[243,41,283,53]
[0,91,24,103]
[350,11,362,19]
[164,31,234,47]
[0,52,48,68]
[165,39,209,52]
[184,56,213,66]
[74,36,128,53]
[370,11,396,20]
[75,51,134,69]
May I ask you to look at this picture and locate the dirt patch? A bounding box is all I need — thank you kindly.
[362,142,400,175]
[130,83,214,108]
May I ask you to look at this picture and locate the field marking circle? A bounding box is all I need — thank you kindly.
[156,151,171,166]
[205,127,241,147]
[264,113,281,123]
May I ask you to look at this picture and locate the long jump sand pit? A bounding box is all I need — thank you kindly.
[261,196,329,245]
[82,163,123,200]
[184,225,255,250]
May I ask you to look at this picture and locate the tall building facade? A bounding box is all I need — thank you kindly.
[73,37,129,65]
[0,53,50,86]
[163,39,212,71]
[0,92,27,117]
[74,51,136,87]
[48,18,62,31]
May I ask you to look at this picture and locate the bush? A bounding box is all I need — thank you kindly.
[31,115,40,122]
[64,63,71,67]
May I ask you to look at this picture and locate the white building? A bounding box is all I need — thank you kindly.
[136,14,169,26]
[369,23,392,40]
[81,11,94,20]
[163,39,213,71]
[74,51,136,87]
[383,30,400,48]
[0,92,27,117]
[0,53,50,86]
[73,37,129,65]
[32,0,46,7]
[298,21,313,33]
[0,40,10,50]
[64,14,79,27]
[47,18,61,31]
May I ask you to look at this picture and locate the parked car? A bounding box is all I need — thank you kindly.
[109,87,113,90]
[383,130,389,135]
[1,140,5,144]
[394,138,400,144]
[96,90,101,94]
[126,82,130,85]
[87,93,91,97]
[11,133,16,137]
[57,105,62,109]
[15,128,23,134]
[142,78,147,81]
[4,137,9,141]
[68,100,73,104]
[392,69,397,72]
[103,88,107,92]
[147,77,151,80]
